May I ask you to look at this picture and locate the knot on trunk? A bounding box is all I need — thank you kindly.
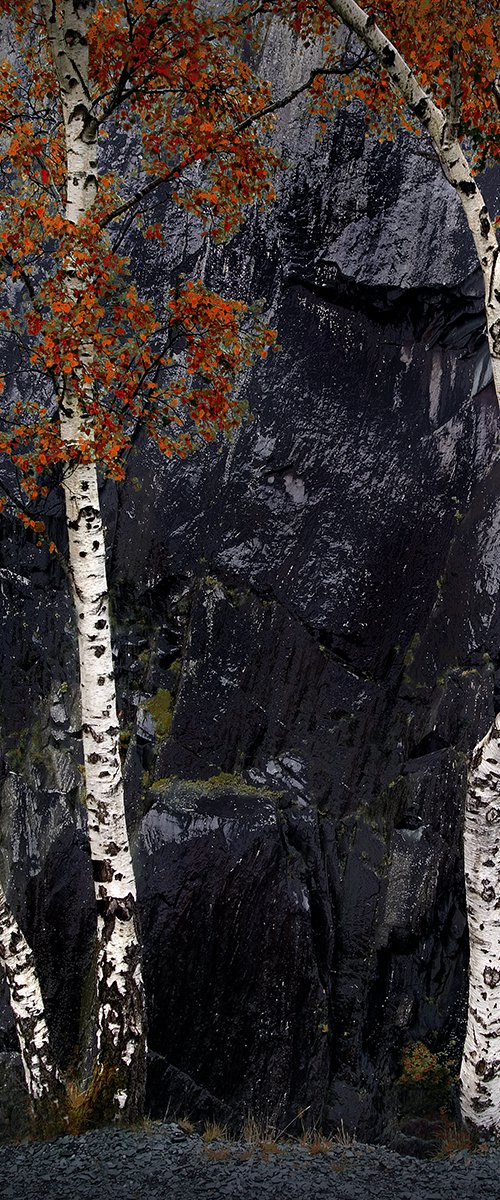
[483,965,500,988]
[65,28,87,48]
[68,103,98,144]
[474,1057,499,1081]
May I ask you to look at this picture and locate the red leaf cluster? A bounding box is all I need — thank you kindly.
[0,0,280,522]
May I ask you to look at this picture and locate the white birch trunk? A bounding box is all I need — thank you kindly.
[326,0,500,398]
[0,881,63,1109]
[460,724,500,1127]
[325,0,500,1130]
[40,0,146,1119]
[61,425,146,1117]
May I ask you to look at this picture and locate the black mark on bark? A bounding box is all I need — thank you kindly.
[411,98,430,122]
[381,45,396,66]
[479,206,491,238]
[458,179,477,196]
[93,859,113,883]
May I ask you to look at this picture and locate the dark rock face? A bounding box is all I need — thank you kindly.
[2,33,500,1140]
[139,779,330,1121]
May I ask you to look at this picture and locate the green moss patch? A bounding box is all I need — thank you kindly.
[149,772,282,801]
[144,688,173,738]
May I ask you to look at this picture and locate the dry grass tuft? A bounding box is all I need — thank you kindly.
[63,1063,117,1136]
[176,1115,195,1134]
[331,1118,357,1148]
[242,1114,277,1145]
[300,1128,334,1155]
[202,1121,228,1144]
[203,1145,231,1162]
[436,1114,474,1158]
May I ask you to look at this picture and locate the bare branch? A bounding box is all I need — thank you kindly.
[232,54,369,136]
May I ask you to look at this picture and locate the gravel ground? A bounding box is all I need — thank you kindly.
[0,1124,500,1200]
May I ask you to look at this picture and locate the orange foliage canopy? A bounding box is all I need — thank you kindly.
[0,0,498,538]
[0,0,279,530]
[274,0,500,159]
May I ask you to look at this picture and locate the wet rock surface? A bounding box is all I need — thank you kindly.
[0,1125,499,1200]
[2,23,500,1142]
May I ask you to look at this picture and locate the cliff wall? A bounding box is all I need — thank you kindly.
[1,23,500,1144]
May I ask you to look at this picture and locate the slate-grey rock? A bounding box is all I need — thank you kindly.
[138,778,330,1122]
[0,1126,500,1200]
[2,21,500,1145]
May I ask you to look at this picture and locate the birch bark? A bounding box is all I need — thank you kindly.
[39,0,146,1119]
[325,0,500,400]
[0,881,63,1110]
[325,0,500,1129]
[460,726,500,1127]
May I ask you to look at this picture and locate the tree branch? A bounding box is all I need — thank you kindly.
[232,54,369,136]
[100,48,369,231]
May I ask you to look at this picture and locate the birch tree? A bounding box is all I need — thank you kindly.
[275,0,500,1132]
[0,0,277,1128]
[2,0,499,1139]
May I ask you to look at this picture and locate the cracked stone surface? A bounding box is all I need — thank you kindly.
[2,23,500,1143]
